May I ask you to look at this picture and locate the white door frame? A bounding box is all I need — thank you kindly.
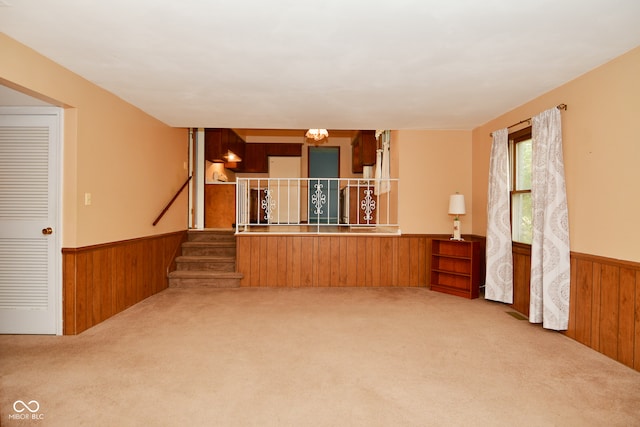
[193,128,205,229]
[0,106,63,335]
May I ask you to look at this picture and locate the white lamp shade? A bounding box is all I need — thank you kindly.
[448,194,466,215]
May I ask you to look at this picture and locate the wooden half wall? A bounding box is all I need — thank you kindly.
[511,244,640,372]
[236,234,433,287]
[236,234,484,287]
[62,231,186,335]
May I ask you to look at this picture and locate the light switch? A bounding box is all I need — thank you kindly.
[84,193,92,206]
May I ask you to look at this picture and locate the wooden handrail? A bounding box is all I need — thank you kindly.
[153,175,192,226]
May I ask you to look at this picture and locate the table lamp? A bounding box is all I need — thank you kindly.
[448,193,466,241]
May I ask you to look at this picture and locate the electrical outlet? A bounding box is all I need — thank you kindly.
[84,193,92,206]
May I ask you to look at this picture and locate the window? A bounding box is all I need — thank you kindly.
[510,127,532,243]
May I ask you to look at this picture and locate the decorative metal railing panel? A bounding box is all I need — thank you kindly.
[360,188,376,221]
[261,188,275,222]
[311,182,326,215]
[235,178,399,234]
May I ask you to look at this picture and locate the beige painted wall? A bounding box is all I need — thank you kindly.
[0,34,188,247]
[472,46,640,262]
[396,130,473,235]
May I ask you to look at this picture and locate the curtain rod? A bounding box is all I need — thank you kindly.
[489,103,567,137]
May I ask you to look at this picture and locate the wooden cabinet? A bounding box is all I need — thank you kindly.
[226,131,245,163]
[430,239,482,299]
[243,144,268,173]
[204,184,236,228]
[205,128,224,162]
[340,184,377,225]
[205,130,302,173]
[351,130,377,173]
[205,128,245,166]
[351,140,362,173]
[242,143,303,173]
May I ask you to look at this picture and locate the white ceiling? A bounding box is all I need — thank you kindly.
[1,0,640,130]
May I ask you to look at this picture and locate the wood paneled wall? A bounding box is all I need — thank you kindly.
[236,234,432,287]
[62,231,186,335]
[511,243,532,316]
[511,246,640,371]
[567,252,640,371]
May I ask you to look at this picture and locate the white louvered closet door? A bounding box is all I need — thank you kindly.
[0,110,59,334]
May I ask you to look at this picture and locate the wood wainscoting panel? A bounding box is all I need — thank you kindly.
[590,262,603,353]
[318,237,332,286]
[346,237,358,286]
[569,254,640,371]
[572,257,593,346]
[62,250,77,335]
[331,237,342,286]
[599,263,620,361]
[512,243,531,316]
[397,238,411,287]
[380,237,394,286]
[300,236,315,287]
[618,267,636,368]
[236,234,433,288]
[636,270,640,371]
[512,244,640,371]
[62,231,186,335]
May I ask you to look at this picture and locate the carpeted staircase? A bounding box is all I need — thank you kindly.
[168,230,242,288]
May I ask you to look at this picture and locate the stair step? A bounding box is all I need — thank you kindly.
[175,255,236,272]
[181,241,236,256]
[176,255,235,261]
[187,229,236,242]
[182,241,236,247]
[168,270,242,288]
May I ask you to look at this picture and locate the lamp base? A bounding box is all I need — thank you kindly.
[451,219,462,241]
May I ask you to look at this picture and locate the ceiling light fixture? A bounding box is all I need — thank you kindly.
[305,129,329,143]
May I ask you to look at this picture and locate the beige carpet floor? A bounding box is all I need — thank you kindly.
[1,287,640,426]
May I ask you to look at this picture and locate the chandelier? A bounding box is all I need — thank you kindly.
[305,129,329,143]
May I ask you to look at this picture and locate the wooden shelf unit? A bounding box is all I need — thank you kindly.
[430,239,481,299]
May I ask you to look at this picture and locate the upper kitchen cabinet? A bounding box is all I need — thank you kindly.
[204,128,223,162]
[205,129,309,173]
[205,128,245,166]
[351,130,377,173]
[243,143,268,173]
[242,143,303,173]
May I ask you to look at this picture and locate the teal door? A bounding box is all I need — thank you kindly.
[308,147,339,224]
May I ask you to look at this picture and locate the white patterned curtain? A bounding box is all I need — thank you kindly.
[375,130,390,195]
[485,128,513,303]
[530,108,570,330]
